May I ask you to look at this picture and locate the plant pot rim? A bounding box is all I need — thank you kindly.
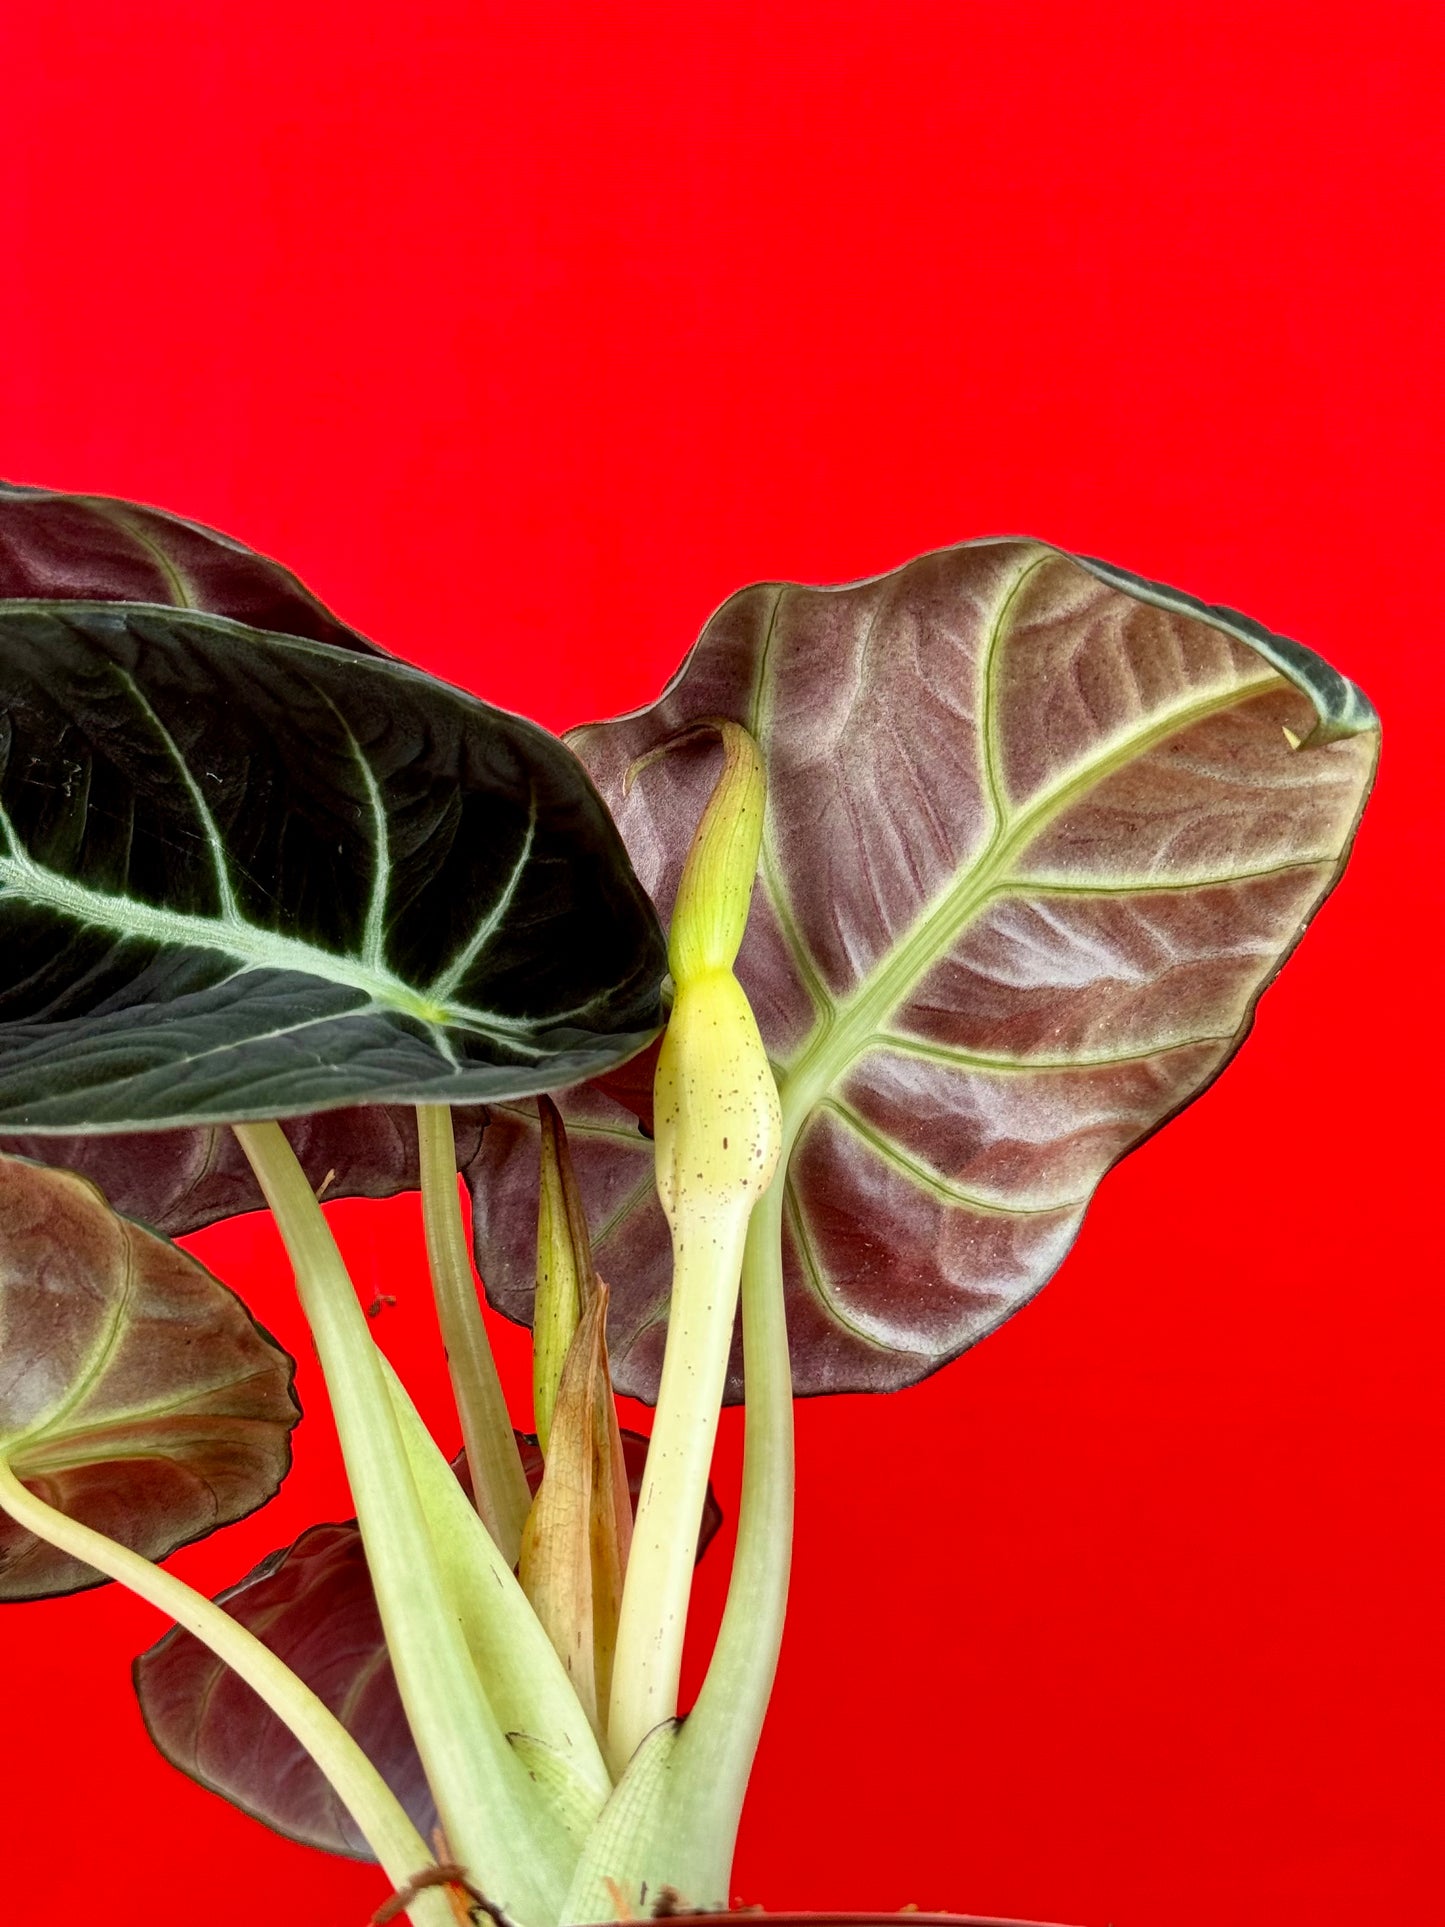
[594,1913,1082,1927]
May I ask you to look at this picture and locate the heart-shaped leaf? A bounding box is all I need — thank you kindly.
[0,479,382,657]
[0,601,665,1130]
[0,1154,298,1600]
[469,541,1378,1398]
[1,486,645,1213]
[136,1517,436,1860]
[135,1434,721,1858]
[0,1105,488,1238]
[0,486,455,1215]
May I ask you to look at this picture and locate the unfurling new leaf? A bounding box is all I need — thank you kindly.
[650,721,781,1226]
[533,1097,597,1455]
[608,720,781,1770]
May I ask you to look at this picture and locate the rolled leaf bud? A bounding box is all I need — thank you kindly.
[650,723,781,1225]
[533,1096,595,1456]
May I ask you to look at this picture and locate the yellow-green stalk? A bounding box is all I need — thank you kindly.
[235,1122,573,1923]
[607,721,781,1773]
[416,1103,532,1564]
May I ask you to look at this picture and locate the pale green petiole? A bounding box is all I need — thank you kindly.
[235,1121,572,1925]
[377,1351,613,1825]
[607,722,782,1774]
[606,1165,753,1769]
[633,1175,793,1903]
[556,1179,793,1920]
[559,1720,682,1924]
[0,1457,456,1927]
[415,1102,532,1564]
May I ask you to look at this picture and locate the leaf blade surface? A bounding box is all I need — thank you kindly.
[0,1104,489,1236]
[0,602,665,1129]
[0,1154,298,1600]
[0,479,383,655]
[469,540,1377,1397]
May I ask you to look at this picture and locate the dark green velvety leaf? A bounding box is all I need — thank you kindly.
[0,1154,298,1601]
[469,540,1378,1399]
[0,601,666,1130]
[0,480,382,656]
[0,484,648,1207]
[0,1105,488,1237]
[134,1432,721,1859]
[0,485,432,1215]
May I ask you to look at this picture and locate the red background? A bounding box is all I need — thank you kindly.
[0,5,1440,1923]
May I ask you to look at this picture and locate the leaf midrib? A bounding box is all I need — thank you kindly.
[748,586,833,1025]
[774,666,1284,1142]
[0,600,564,1044]
[0,1218,134,1457]
[0,838,533,1039]
[823,1094,1087,1218]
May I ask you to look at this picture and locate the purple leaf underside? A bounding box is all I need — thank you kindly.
[469,540,1378,1400]
[134,1431,722,1858]
[0,1106,488,1240]
[0,480,382,656]
[0,1156,298,1601]
[136,1517,434,1860]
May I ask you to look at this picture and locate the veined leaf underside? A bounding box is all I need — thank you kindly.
[739,554,1363,1366]
[465,541,1375,1398]
[0,1154,298,1600]
[0,480,388,655]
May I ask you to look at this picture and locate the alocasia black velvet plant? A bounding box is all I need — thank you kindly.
[0,480,1377,1926]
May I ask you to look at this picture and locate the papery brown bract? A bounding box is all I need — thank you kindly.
[518,1284,634,1734]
